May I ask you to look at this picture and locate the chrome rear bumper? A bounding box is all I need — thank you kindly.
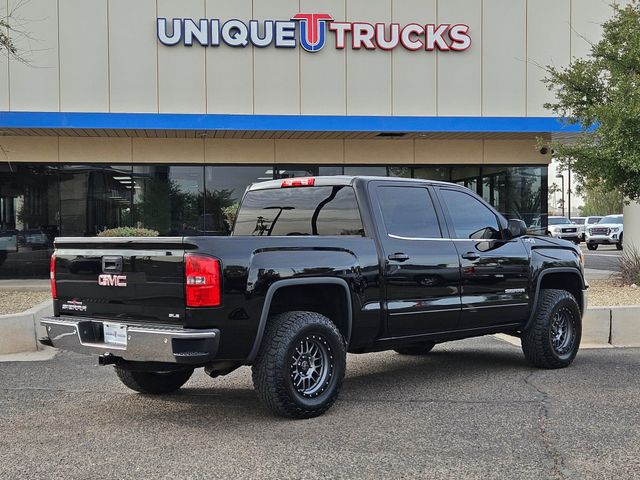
[40,316,220,364]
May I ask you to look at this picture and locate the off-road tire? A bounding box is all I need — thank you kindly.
[522,289,581,369]
[252,311,346,419]
[587,243,598,251]
[115,366,194,394]
[617,233,623,250]
[394,342,436,356]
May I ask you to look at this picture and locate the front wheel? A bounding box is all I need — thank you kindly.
[521,289,581,369]
[115,366,194,394]
[617,233,623,250]
[587,243,598,251]
[252,311,346,419]
[394,342,436,356]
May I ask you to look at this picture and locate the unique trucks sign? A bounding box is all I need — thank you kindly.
[157,14,471,52]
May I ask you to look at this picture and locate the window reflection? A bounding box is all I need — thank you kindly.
[205,166,272,235]
[132,166,204,236]
[59,164,133,236]
[0,164,59,277]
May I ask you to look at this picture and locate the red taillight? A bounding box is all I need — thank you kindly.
[281,177,315,188]
[185,254,221,307]
[50,254,57,299]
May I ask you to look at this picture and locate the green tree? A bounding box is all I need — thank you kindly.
[580,184,624,216]
[544,2,640,201]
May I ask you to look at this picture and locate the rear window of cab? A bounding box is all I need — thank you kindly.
[233,186,365,237]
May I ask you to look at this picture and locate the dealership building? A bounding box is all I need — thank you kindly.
[0,0,624,278]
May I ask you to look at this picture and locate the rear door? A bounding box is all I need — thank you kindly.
[54,237,187,325]
[436,187,530,329]
[370,182,461,337]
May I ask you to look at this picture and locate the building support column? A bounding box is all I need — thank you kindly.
[623,200,640,251]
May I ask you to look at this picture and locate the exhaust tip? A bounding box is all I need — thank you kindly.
[98,353,117,366]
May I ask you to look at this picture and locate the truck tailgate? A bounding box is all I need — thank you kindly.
[54,237,190,325]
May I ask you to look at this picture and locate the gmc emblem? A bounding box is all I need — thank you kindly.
[98,274,128,287]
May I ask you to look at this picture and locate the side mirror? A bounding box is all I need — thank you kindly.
[507,219,528,239]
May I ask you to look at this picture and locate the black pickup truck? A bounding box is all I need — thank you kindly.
[41,176,586,418]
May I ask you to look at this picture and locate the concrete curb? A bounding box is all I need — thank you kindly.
[579,305,640,347]
[0,300,53,355]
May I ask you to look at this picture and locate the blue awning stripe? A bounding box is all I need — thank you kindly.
[0,111,586,133]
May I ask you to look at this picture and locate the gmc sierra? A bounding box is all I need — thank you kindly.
[41,176,586,418]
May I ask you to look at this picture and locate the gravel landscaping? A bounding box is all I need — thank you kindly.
[588,278,640,306]
[0,291,51,315]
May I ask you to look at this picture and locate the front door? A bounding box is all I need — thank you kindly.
[370,183,461,338]
[437,187,530,330]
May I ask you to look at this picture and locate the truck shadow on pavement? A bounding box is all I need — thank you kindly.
[119,342,534,420]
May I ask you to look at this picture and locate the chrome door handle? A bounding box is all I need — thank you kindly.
[388,253,410,262]
[461,252,480,261]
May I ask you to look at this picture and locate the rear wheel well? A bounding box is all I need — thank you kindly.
[539,272,584,313]
[267,284,351,344]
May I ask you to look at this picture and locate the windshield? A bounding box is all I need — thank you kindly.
[549,217,571,225]
[599,215,623,225]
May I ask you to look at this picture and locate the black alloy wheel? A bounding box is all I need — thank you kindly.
[522,289,582,369]
[252,311,347,419]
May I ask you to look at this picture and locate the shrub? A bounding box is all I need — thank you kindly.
[97,227,159,238]
[619,246,640,285]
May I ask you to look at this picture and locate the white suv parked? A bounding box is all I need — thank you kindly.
[572,216,603,241]
[547,216,581,244]
[586,214,624,250]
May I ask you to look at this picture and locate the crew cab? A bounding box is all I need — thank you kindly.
[41,176,587,418]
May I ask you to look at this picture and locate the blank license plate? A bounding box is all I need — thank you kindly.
[104,323,127,347]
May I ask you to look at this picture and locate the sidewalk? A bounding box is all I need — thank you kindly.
[584,268,617,282]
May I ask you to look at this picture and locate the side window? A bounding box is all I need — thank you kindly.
[377,186,441,238]
[440,189,502,240]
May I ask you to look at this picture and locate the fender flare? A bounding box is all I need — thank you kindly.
[523,267,586,332]
[244,277,353,365]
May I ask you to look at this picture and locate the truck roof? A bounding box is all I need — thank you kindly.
[247,175,454,191]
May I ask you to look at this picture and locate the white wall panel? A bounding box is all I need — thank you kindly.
[482,0,526,116]
[253,0,299,114]
[346,0,392,115]
[206,0,253,114]
[300,0,346,115]
[437,0,482,116]
[109,0,157,113]
[59,0,109,111]
[527,0,570,116]
[571,0,613,60]
[392,0,436,116]
[157,0,206,113]
[9,0,59,111]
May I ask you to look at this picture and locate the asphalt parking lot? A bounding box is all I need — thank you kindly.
[580,243,621,271]
[1,337,639,480]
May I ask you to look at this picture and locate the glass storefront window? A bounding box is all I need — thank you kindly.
[0,162,548,278]
[59,164,133,236]
[318,166,344,176]
[481,166,508,214]
[343,166,387,176]
[275,165,317,179]
[414,167,450,181]
[388,166,412,178]
[205,166,272,235]
[0,164,59,277]
[132,165,204,236]
[452,167,480,193]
